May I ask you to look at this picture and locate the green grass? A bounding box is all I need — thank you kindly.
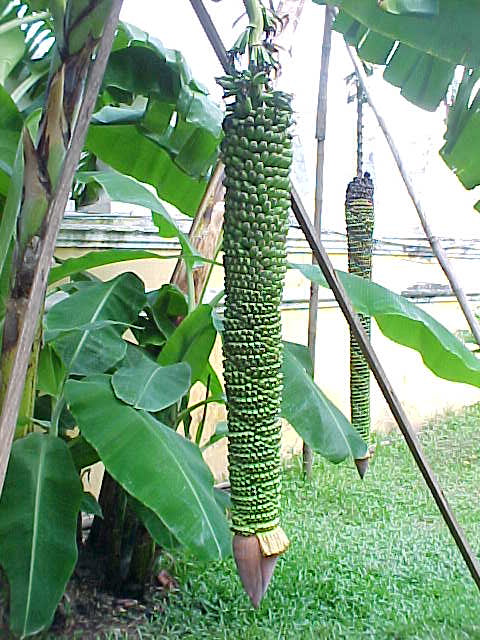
[136,404,480,640]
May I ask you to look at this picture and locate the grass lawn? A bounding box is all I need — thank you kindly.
[131,403,480,640]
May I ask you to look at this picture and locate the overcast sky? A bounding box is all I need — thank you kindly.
[120,1,480,240]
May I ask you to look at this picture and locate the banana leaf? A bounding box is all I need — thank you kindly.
[65,374,231,561]
[281,342,367,463]
[45,273,146,375]
[0,434,82,637]
[112,345,191,412]
[87,22,223,216]
[292,263,480,388]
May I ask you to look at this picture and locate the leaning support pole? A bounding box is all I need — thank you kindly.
[0,0,124,496]
[345,43,480,347]
[304,5,334,477]
[291,183,480,594]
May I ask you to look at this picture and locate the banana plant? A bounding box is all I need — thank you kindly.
[0,0,113,431]
[1,253,349,633]
[0,269,234,636]
[0,2,224,439]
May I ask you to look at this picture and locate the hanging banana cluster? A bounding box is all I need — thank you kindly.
[219,69,292,557]
[345,173,374,444]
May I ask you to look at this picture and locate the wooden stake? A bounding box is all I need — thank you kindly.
[189,0,230,72]
[304,6,334,477]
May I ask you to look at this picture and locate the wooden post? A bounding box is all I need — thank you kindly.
[304,5,334,476]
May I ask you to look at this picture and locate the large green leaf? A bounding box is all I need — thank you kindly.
[37,343,66,397]
[86,123,209,216]
[292,263,480,387]
[378,0,438,15]
[0,84,23,195]
[0,238,12,330]
[80,492,103,518]
[201,361,224,398]
[0,133,23,328]
[0,434,82,637]
[281,342,367,463]
[48,247,209,286]
[65,375,231,561]
[45,273,146,375]
[75,171,191,244]
[0,134,23,277]
[0,26,25,83]
[86,23,223,217]
[112,345,191,411]
[382,43,453,111]
[441,69,480,191]
[317,0,480,68]
[106,24,222,139]
[149,284,188,338]
[68,435,100,470]
[332,9,454,111]
[48,249,181,285]
[317,1,480,193]
[158,304,217,386]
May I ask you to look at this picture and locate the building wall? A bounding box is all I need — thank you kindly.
[56,211,480,482]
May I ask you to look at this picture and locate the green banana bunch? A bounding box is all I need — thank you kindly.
[220,68,292,557]
[345,173,375,444]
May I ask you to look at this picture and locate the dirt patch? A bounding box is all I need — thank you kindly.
[0,549,177,640]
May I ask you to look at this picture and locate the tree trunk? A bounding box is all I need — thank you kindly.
[170,162,225,300]
[89,472,155,595]
[126,525,156,596]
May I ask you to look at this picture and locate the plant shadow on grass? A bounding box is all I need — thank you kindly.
[50,404,480,639]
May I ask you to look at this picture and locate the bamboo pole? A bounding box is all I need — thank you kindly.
[189,0,230,72]
[356,79,364,177]
[0,0,124,496]
[345,43,480,347]
[304,5,334,476]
